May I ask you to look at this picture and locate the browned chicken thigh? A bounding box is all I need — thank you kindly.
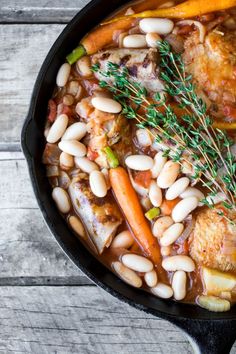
[183,28,236,119]
[190,207,236,273]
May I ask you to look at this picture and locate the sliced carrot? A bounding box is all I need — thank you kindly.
[161,198,181,216]
[134,171,152,189]
[109,167,160,264]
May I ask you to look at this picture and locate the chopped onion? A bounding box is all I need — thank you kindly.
[176,20,206,43]
[176,215,195,244]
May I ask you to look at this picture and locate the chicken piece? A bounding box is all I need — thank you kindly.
[92,48,164,93]
[183,28,236,118]
[69,174,122,254]
[190,207,236,273]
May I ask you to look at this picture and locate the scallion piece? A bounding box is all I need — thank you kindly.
[103,146,119,168]
[145,207,160,221]
[66,45,86,65]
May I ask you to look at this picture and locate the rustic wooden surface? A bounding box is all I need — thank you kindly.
[0,2,235,353]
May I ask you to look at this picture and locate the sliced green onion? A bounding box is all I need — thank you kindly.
[103,146,119,168]
[145,207,160,220]
[66,45,86,65]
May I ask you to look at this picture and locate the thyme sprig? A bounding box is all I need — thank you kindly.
[92,41,236,224]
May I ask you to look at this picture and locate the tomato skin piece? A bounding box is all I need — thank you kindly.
[134,171,152,188]
[48,99,57,122]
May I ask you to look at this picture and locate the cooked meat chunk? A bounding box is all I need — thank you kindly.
[190,207,236,273]
[69,174,122,254]
[42,143,61,165]
[183,29,236,118]
[92,48,164,92]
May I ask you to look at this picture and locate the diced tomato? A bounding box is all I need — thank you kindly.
[223,105,236,120]
[47,99,57,122]
[160,198,181,216]
[87,146,99,161]
[134,171,152,188]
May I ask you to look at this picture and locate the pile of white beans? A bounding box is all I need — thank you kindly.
[111,230,195,300]
[119,16,175,49]
[46,12,202,302]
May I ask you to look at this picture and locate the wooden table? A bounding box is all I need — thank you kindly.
[0,1,235,353]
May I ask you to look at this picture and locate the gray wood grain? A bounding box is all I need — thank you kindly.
[0,286,193,354]
[0,0,90,23]
[0,24,64,146]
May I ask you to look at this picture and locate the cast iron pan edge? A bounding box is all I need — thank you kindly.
[21,0,236,352]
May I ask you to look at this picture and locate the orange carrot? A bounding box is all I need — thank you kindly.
[109,167,160,264]
[104,0,236,23]
[67,0,167,64]
[161,198,181,216]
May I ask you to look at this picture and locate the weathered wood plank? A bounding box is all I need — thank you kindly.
[0,286,194,354]
[0,157,37,209]
[0,208,80,277]
[0,0,90,23]
[0,24,65,145]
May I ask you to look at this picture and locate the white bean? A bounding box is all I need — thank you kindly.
[46,114,68,143]
[89,170,107,198]
[146,32,162,47]
[166,177,190,200]
[68,215,85,238]
[172,197,198,222]
[125,155,154,171]
[58,140,87,157]
[151,283,173,298]
[113,261,142,288]
[172,270,187,300]
[152,216,174,238]
[56,63,71,87]
[111,230,134,249]
[149,181,162,207]
[151,152,167,178]
[122,254,153,273]
[136,129,152,147]
[160,246,171,256]
[60,152,74,170]
[91,97,122,113]
[160,223,184,246]
[52,187,70,213]
[157,161,180,189]
[162,255,195,272]
[63,94,74,106]
[139,18,174,35]
[144,270,158,287]
[180,187,205,201]
[62,122,87,141]
[76,56,92,77]
[75,157,99,173]
[123,34,147,48]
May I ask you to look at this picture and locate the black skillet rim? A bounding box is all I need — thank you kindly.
[21,0,236,322]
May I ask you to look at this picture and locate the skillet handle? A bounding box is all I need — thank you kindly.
[171,318,236,354]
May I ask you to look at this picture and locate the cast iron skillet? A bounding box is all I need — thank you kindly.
[21,1,236,352]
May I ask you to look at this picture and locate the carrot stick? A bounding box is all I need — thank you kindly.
[109,167,160,264]
[104,0,236,24]
[67,0,167,64]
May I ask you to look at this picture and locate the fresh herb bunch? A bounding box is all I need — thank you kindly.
[92,41,236,223]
